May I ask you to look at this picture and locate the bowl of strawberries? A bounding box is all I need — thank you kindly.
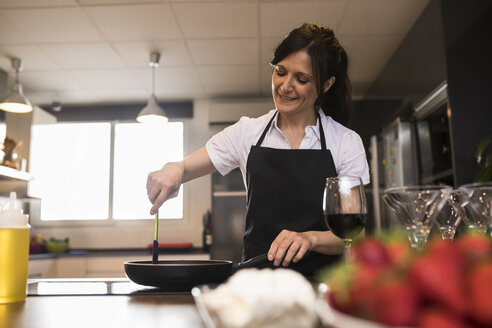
[317,232,492,328]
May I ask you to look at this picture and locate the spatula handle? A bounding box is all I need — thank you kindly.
[152,240,159,264]
[152,212,159,264]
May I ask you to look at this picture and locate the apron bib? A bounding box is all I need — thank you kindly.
[243,111,340,276]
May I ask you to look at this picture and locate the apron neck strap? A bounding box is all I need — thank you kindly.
[255,111,277,147]
[255,110,327,150]
[317,111,327,150]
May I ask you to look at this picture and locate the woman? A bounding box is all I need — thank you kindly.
[146,23,370,276]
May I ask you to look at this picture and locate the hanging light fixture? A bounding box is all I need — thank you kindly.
[136,52,168,123]
[0,57,33,113]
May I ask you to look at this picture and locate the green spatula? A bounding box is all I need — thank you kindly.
[152,211,159,264]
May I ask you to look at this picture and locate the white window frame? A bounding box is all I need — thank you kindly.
[29,120,186,227]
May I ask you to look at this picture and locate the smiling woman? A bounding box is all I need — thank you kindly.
[28,121,183,222]
[145,23,370,277]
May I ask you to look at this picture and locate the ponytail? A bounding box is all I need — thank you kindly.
[318,48,352,126]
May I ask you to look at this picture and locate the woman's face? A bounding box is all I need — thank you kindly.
[272,50,318,116]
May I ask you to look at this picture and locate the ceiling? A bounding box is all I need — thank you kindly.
[0,0,430,108]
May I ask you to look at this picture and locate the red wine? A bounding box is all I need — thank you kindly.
[325,214,365,240]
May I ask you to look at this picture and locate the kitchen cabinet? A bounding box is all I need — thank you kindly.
[0,106,55,199]
[28,258,86,278]
[29,252,210,279]
[86,253,210,278]
[0,165,31,181]
[28,259,55,278]
[0,165,31,199]
[85,256,146,278]
[0,165,39,225]
[55,258,87,278]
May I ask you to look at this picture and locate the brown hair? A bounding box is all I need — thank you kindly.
[271,23,352,125]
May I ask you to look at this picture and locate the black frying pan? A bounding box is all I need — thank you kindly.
[124,254,270,291]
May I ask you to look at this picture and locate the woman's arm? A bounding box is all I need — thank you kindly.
[146,146,216,215]
[268,230,343,267]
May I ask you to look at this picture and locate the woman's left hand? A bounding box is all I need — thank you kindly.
[267,230,314,267]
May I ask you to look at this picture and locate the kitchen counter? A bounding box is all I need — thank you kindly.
[3,278,329,328]
[1,278,205,328]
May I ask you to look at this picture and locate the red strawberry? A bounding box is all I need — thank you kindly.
[428,238,467,267]
[322,264,357,314]
[325,290,354,314]
[468,262,492,326]
[349,264,380,316]
[324,263,380,317]
[386,239,412,266]
[376,229,413,265]
[369,279,419,327]
[418,308,473,328]
[352,238,391,268]
[410,254,467,314]
[457,233,492,263]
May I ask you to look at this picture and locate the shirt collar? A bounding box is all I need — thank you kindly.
[271,108,325,139]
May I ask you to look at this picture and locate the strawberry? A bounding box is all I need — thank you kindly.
[427,238,467,267]
[376,230,412,266]
[348,264,380,317]
[321,263,357,314]
[457,233,492,263]
[386,239,412,266]
[468,262,492,326]
[325,290,354,314]
[418,308,473,328]
[410,254,467,314]
[322,263,380,317]
[352,238,391,269]
[369,279,419,327]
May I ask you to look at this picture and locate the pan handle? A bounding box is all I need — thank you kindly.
[232,254,269,273]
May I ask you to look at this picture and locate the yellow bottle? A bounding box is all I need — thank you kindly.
[0,192,30,304]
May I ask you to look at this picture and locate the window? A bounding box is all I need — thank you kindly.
[112,123,183,220]
[29,122,183,221]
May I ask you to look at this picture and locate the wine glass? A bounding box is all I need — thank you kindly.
[383,185,452,251]
[323,176,367,263]
[459,182,492,235]
[433,190,463,240]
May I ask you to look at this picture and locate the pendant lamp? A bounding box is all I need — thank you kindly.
[136,52,168,123]
[0,58,33,113]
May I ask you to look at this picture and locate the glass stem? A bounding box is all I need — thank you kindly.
[415,237,426,252]
[343,239,352,264]
[441,231,455,240]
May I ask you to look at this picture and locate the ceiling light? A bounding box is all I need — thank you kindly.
[136,52,168,123]
[0,58,33,114]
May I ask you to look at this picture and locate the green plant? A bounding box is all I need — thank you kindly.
[473,135,492,182]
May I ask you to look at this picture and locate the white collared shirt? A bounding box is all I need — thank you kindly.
[206,108,370,186]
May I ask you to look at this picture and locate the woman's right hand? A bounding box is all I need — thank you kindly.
[146,161,185,215]
[146,146,217,215]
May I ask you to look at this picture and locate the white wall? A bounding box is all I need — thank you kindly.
[30,98,274,249]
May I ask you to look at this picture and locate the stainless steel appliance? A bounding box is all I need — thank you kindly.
[209,168,246,263]
[370,116,419,229]
[413,81,455,186]
[370,81,455,230]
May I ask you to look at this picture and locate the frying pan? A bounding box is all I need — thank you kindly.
[124,254,270,291]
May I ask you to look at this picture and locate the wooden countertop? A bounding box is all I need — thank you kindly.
[3,278,328,328]
[1,279,205,328]
[2,294,203,328]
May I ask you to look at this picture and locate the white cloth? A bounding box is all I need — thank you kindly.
[206,108,370,186]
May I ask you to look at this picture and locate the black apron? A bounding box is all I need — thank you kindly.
[243,110,340,276]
